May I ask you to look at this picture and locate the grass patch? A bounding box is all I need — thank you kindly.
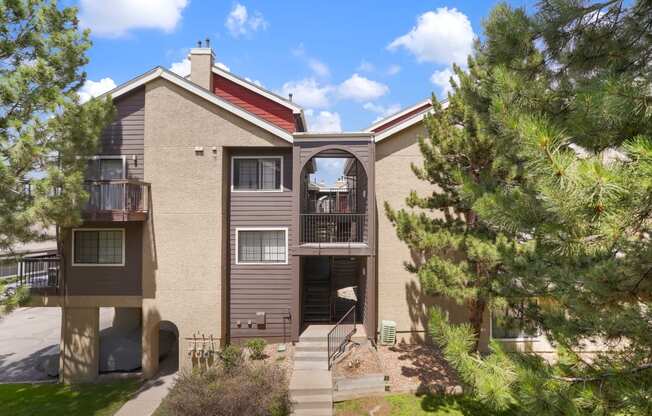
[0,380,141,416]
[335,393,516,416]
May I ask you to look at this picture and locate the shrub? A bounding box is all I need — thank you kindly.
[159,362,291,416]
[245,338,267,360]
[219,344,243,372]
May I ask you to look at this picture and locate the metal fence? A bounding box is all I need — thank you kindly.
[327,305,356,369]
[300,213,366,244]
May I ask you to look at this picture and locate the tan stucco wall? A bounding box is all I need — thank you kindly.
[141,78,290,375]
[375,123,490,347]
[60,306,99,383]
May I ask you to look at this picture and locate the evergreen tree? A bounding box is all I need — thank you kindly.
[0,0,114,254]
[415,1,652,414]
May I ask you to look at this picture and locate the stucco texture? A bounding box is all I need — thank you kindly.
[141,78,290,374]
[375,123,490,348]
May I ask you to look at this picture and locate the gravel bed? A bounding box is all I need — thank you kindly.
[377,342,461,394]
[261,342,295,377]
[333,344,383,378]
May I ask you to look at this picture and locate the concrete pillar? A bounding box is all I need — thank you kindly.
[60,307,100,384]
[141,302,160,379]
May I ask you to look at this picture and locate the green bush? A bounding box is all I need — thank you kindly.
[219,345,243,372]
[159,362,291,416]
[245,338,267,360]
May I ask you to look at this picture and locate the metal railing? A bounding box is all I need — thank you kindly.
[300,213,366,244]
[18,257,61,289]
[83,180,150,214]
[327,304,356,369]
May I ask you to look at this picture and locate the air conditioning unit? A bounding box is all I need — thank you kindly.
[380,320,396,345]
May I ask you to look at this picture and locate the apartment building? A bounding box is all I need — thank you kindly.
[19,45,532,383]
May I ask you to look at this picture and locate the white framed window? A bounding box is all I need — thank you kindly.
[72,228,125,267]
[231,156,283,192]
[235,228,288,265]
[86,155,126,181]
[490,301,541,341]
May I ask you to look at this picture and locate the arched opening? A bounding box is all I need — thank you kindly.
[158,320,179,374]
[300,149,368,244]
[299,149,369,325]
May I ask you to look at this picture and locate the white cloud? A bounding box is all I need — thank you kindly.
[79,0,188,38]
[363,102,402,121]
[305,109,342,133]
[337,74,389,102]
[357,60,375,72]
[430,68,458,98]
[169,58,230,76]
[386,64,401,75]
[225,3,268,38]
[388,7,474,66]
[308,58,330,77]
[78,77,117,103]
[279,78,332,108]
[170,58,191,76]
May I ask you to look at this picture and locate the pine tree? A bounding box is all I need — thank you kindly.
[419,1,652,414]
[0,0,114,254]
[384,5,542,351]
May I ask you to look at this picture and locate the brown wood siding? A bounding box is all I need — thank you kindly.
[229,149,294,340]
[62,222,142,296]
[99,88,145,180]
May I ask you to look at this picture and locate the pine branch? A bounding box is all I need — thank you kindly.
[552,363,652,383]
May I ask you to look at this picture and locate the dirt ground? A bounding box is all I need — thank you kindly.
[377,342,461,394]
[261,342,294,377]
[333,344,383,378]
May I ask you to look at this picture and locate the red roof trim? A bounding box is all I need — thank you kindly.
[213,73,298,132]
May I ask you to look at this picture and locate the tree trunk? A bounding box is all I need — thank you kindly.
[468,297,486,352]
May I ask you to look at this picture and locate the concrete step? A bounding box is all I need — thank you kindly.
[299,335,328,343]
[296,342,328,352]
[294,360,329,370]
[292,409,332,416]
[291,394,333,411]
[295,351,328,362]
[289,370,332,396]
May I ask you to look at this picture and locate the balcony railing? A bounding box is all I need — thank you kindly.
[83,180,150,221]
[17,257,61,289]
[300,213,367,244]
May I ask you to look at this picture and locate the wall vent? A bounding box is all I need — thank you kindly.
[380,320,396,345]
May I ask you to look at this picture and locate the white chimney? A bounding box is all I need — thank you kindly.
[189,39,214,91]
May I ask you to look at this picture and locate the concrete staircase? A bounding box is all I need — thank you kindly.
[290,327,333,416]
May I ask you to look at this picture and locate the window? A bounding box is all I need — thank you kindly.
[73,229,124,266]
[236,229,287,264]
[86,156,125,181]
[232,157,282,191]
[491,301,540,340]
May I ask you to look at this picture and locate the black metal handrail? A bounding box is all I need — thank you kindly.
[327,304,356,369]
[18,257,61,289]
[300,213,367,244]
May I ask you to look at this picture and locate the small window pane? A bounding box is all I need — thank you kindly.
[233,158,281,191]
[74,230,123,265]
[491,303,539,339]
[238,230,286,263]
[100,159,124,180]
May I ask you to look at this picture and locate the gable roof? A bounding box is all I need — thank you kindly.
[367,99,449,143]
[98,66,294,143]
[212,66,305,133]
[365,99,432,134]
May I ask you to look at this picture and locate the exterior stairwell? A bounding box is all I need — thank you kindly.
[302,258,331,322]
[290,327,333,416]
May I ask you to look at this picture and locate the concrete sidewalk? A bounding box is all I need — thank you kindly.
[115,371,176,416]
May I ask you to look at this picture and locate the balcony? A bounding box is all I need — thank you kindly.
[300,213,367,244]
[83,180,150,221]
[0,257,61,298]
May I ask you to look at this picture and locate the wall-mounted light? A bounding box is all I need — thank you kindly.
[194,146,204,155]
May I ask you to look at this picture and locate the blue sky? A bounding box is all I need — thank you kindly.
[73,0,534,132]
